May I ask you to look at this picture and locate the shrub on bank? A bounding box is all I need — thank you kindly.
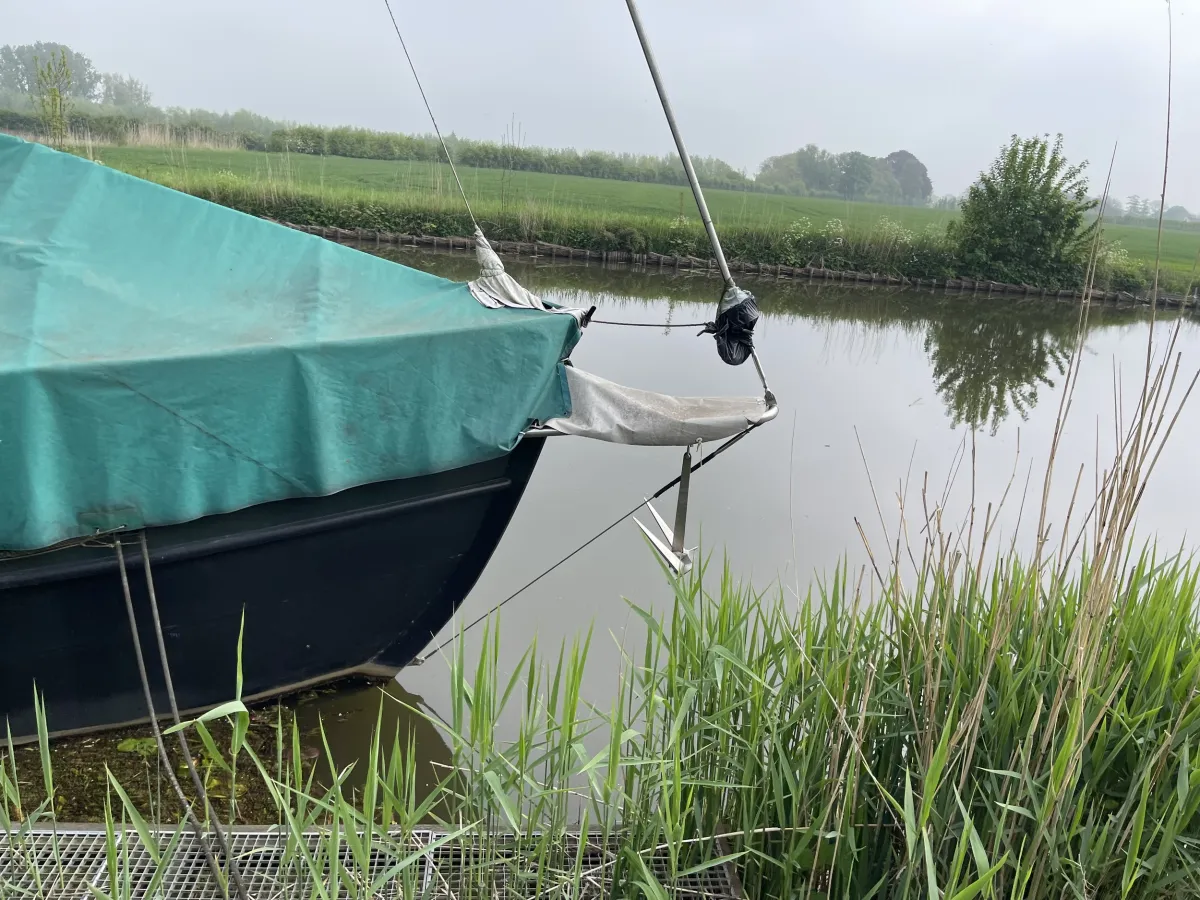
[950,135,1098,289]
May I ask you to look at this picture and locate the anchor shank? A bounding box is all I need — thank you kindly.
[672,447,692,557]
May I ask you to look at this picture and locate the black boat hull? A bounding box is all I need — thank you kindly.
[0,437,545,744]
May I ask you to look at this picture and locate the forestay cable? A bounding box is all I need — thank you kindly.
[380,0,591,322]
[381,0,478,231]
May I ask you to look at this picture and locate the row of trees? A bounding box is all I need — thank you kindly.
[0,42,930,201]
[265,124,757,191]
[0,42,290,140]
[757,145,934,205]
[1108,195,1194,222]
[0,42,152,109]
[268,125,935,201]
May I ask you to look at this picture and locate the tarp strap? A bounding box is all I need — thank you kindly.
[468,230,589,324]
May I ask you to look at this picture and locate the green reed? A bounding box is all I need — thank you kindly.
[7,538,1200,899]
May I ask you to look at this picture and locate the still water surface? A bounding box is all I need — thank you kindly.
[299,247,1200,779]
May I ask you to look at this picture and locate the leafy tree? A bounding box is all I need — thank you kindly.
[1125,195,1142,218]
[949,134,1097,288]
[885,150,934,205]
[1164,205,1192,221]
[32,49,73,146]
[865,166,903,204]
[0,43,99,99]
[837,151,874,200]
[100,73,152,109]
[757,144,839,195]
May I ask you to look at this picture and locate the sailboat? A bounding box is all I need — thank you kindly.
[0,6,776,744]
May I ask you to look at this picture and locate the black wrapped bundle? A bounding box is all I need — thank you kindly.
[700,286,760,366]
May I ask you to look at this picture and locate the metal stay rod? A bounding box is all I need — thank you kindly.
[624,0,734,289]
[671,444,693,556]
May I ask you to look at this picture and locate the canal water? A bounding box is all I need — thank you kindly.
[298,247,1200,780]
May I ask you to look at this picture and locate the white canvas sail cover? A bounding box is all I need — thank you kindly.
[465,230,772,446]
[545,366,772,446]
[468,229,586,324]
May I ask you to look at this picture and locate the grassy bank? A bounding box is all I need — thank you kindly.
[7,550,1200,899]
[81,145,1198,294]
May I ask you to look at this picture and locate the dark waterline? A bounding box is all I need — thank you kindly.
[295,247,1200,785]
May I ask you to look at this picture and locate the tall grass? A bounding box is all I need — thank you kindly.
[15,123,245,152]
[6,543,1200,898]
[141,164,1127,290]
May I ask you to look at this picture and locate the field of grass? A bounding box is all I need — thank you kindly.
[85,144,1200,289]
[1103,222,1200,275]
[92,145,955,230]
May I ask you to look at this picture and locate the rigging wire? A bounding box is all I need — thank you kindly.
[381,0,479,231]
[589,318,710,328]
[409,422,758,666]
[373,3,777,668]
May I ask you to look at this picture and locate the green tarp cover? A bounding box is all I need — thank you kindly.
[0,134,579,551]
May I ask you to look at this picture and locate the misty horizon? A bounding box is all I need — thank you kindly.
[6,0,1198,209]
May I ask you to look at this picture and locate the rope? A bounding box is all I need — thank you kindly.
[381,0,479,231]
[0,528,126,560]
[590,319,710,328]
[114,539,248,900]
[136,532,249,899]
[409,423,758,665]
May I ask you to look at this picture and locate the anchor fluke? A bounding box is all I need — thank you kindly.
[634,502,695,576]
[633,442,699,576]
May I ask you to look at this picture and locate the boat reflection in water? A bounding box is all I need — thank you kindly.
[295,679,453,804]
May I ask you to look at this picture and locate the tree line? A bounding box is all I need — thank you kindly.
[0,42,932,201]
[1108,195,1195,223]
[757,145,934,205]
[264,124,759,192]
[0,43,152,111]
[0,43,290,144]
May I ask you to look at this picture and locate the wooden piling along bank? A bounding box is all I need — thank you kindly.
[279,222,1199,311]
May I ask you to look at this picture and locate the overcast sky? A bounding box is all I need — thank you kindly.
[9,0,1198,208]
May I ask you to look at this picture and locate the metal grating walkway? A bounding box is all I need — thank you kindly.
[2,827,743,899]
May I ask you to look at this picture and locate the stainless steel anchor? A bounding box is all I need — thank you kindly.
[634,441,700,575]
